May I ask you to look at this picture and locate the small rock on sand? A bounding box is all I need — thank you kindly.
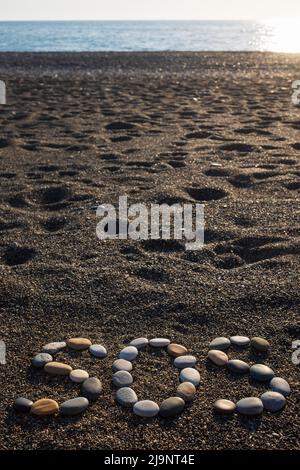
[116,387,138,407]
[167,343,188,357]
[270,377,291,397]
[209,337,231,351]
[112,370,133,387]
[112,359,133,372]
[149,338,170,348]
[176,382,196,402]
[119,346,138,361]
[133,400,160,418]
[251,337,270,352]
[14,397,33,413]
[44,362,72,375]
[236,397,263,416]
[208,350,228,366]
[261,391,286,412]
[32,353,53,368]
[180,368,200,386]
[60,397,89,416]
[160,397,185,417]
[69,369,89,383]
[31,398,59,417]
[42,341,66,355]
[67,338,92,351]
[129,337,149,349]
[213,399,236,414]
[89,344,107,358]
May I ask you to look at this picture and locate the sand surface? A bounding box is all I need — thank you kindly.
[0,52,299,450]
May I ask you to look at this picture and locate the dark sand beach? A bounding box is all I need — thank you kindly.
[0,52,299,450]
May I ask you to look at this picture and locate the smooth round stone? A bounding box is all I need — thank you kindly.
[14,397,33,413]
[112,370,133,387]
[129,337,149,349]
[119,346,138,361]
[81,377,102,401]
[261,391,286,412]
[149,338,170,348]
[160,397,185,418]
[32,353,53,368]
[133,400,160,418]
[60,397,89,416]
[116,387,138,407]
[213,399,236,414]
[69,369,89,383]
[176,382,196,402]
[227,359,250,374]
[67,337,92,351]
[251,337,270,352]
[250,364,275,382]
[112,359,133,372]
[44,362,72,376]
[31,398,59,417]
[236,397,263,416]
[270,377,291,397]
[179,368,200,386]
[42,341,66,355]
[167,343,188,357]
[208,350,228,366]
[230,336,250,347]
[174,355,197,369]
[209,337,231,351]
[89,344,107,358]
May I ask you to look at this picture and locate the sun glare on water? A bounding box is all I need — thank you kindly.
[260,19,300,53]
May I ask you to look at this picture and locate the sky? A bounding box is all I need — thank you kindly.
[0,0,299,21]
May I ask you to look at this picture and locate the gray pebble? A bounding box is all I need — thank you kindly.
[250,364,275,382]
[179,368,200,386]
[149,338,170,348]
[133,400,160,417]
[119,346,138,361]
[112,359,133,372]
[160,397,185,417]
[129,337,149,349]
[227,359,250,374]
[60,397,89,416]
[230,336,250,347]
[81,377,102,401]
[89,344,107,358]
[14,397,33,413]
[261,391,286,412]
[112,370,133,387]
[42,341,66,355]
[270,377,291,397]
[209,337,231,351]
[174,355,197,369]
[236,397,263,416]
[32,353,53,368]
[116,387,138,407]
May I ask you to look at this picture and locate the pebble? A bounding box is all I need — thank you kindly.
[174,355,197,369]
[133,400,160,418]
[42,341,66,355]
[180,368,200,386]
[116,387,138,407]
[261,391,286,412]
[213,399,236,414]
[230,336,250,347]
[250,364,275,382]
[236,397,264,416]
[270,377,291,397]
[81,377,102,401]
[112,370,133,387]
[227,359,250,374]
[167,343,188,357]
[119,346,138,361]
[129,337,149,349]
[60,397,89,416]
[209,337,231,351]
[176,382,196,402]
[251,337,270,352]
[32,353,53,368]
[14,397,33,413]
[44,362,72,376]
[69,369,89,383]
[31,398,59,416]
[112,359,133,372]
[89,344,107,358]
[67,337,92,351]
[149,338,170,348]
[208,350,228,366]
[160,397,185,418]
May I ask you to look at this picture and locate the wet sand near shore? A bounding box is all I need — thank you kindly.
[0,52,299,450]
